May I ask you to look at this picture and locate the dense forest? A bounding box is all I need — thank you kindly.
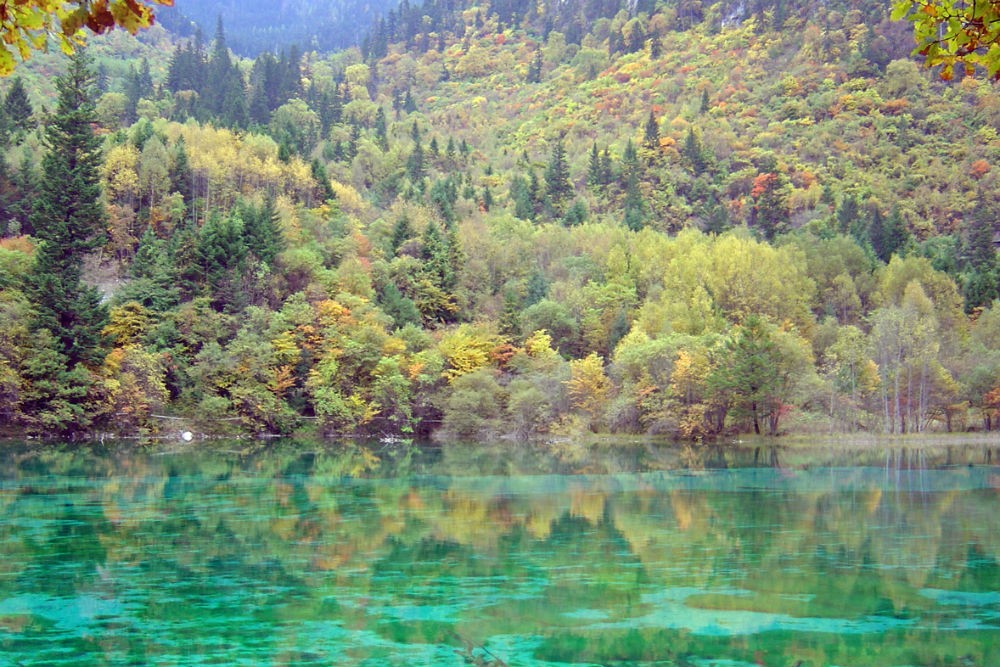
[157,0,401,56]
[0,0,998,441]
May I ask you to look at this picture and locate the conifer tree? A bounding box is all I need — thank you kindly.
[682,127,707,174]
[374,107,389,151]
[27,51,108,369]
[643,110,660,151]
[21,52,108,434]
[198,211,248,313]
[868,205,910,263]
[622,139,646,230]
[169,137,193,212]
[963,192,999,310]
[407,141,425,181]
[708,315,779,435]
[526,50,543,83]
[390,212,413,255]
[544,138,573,215]
[587,142,602,188]
[836,192,861,235]
[242,197,284,266]
[649,34,663,58]
[404,88,417,113]
[3,77,33,132]
[116,227,180,311]
[310,159,336,203]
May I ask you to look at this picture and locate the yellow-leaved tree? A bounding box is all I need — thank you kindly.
[0,1,172,75]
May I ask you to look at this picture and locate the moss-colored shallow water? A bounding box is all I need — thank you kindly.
[0,441,998,666]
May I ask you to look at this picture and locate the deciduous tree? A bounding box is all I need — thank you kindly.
[0,1,173,75]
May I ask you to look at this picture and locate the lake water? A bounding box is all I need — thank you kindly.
[0,440,998,666]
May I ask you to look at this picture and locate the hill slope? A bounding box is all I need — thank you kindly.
[160,0,397,55]
[0,0,998,440]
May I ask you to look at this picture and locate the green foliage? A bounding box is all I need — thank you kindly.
[7,1,1000,439]
[544,139,573,216]
[441,368,505,440]
[26,50,109,372]
[3,77,33,132]
[893,0,1000,78]
[198,211,248,313]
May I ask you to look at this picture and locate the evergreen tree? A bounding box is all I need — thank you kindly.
[544,138,573,214]
[600,147,614,185]
[561,199,588,226]
[374,106,389,151]
[116,227,180,311]
[750,171,790,241]
[166,32,207,97]
[964,192,997,273]
[526,49,543,83]
[869,205,910,263]
[587,142,602,188]
[649,34,663,58]
[429,177,458,223]
[346,122,361,161]
[407,141,425,181]
[525,270,548,306]
[380,283,421,328]
[498,289,522,340]
[169,136,193,212]
[204,18,248,127]
[708,314,780,435]
[643,110,660,151]
[198,210,248,313]
[962,193,999,311]
[3,77,33,132]
[248,80,271,126]
[242,197,284,265]
[389,212,414,255]
[310,158,336,203]
[26,51,108,370]
[682,127,707,174]
[6,151,36,236]
[510,173,534,221]
[836,192,861,235]
[621,139,646,230]
[403,88,417,113]
[124,58,154,125]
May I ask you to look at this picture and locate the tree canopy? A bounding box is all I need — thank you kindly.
[893,0,1000,78]
[0,0,172,75]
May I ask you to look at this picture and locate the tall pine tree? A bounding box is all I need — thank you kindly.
[22,51,109,434]
[27,51,108,368]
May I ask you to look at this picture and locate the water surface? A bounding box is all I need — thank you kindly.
[0,440,998,666]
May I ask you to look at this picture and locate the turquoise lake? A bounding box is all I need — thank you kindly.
[0,440,998,666]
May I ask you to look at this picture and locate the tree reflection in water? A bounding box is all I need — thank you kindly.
[0,439,997,666]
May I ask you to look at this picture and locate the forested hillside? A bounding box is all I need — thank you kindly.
[158,0,400,55]
[0,0,998,441]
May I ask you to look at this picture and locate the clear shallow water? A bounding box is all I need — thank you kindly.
[0,441,998,666]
